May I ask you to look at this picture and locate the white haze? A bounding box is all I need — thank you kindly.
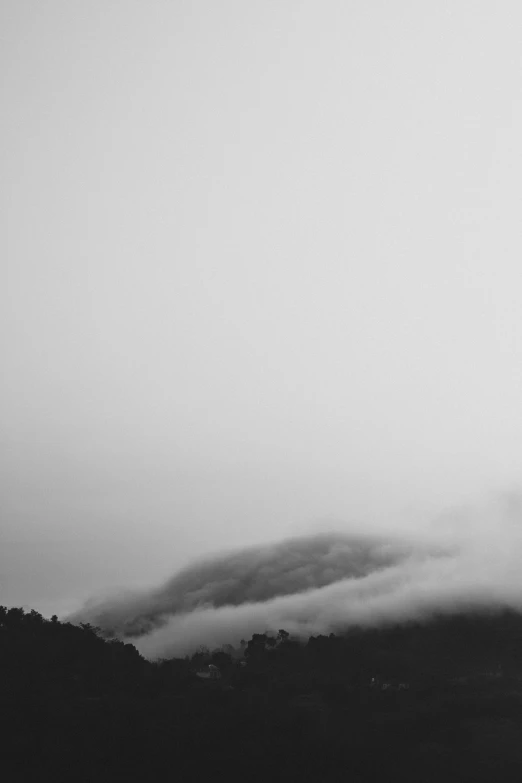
[2,3,522,617]
[67,494,522,659]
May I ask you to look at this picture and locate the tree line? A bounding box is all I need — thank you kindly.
[3,604,522,781]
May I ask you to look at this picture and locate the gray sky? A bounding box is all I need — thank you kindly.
[2,1,522,618]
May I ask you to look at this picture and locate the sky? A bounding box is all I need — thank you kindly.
[2,1,522,619]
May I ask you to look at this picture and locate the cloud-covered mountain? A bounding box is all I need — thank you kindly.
[67,494,522,660]
[68,529,451,652]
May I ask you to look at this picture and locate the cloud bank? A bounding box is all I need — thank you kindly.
[68,494,522,660]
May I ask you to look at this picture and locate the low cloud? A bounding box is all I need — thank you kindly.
[67,492,522,659]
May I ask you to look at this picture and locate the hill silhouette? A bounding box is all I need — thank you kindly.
[4,603,522,781]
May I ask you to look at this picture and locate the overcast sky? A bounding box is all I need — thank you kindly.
[2,1,522,617]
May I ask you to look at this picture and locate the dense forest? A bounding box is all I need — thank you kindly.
[3,605,522,781]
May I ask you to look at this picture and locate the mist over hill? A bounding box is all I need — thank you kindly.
[66,494,522,660]
[69,527,453,656]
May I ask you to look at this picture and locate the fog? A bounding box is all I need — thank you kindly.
[2,3,522,621]
[69,527,446,635]
[68,493,522,659]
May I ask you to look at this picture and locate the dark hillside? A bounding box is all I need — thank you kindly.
[3,605,522,781]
